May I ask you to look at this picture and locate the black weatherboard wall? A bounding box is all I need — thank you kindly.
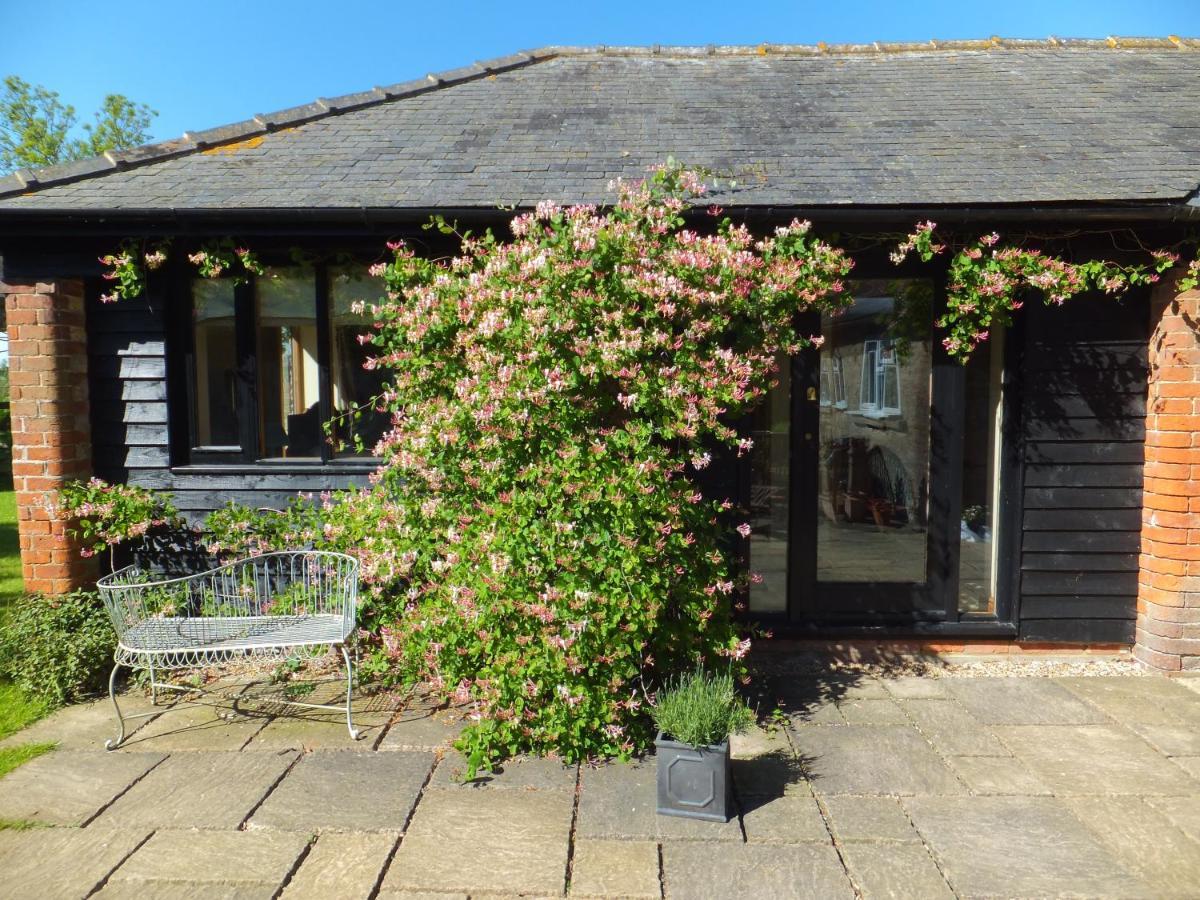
[87,279,372,519]
[1015,292,1148,643]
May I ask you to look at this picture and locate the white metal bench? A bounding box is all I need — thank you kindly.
[96,550,360,749]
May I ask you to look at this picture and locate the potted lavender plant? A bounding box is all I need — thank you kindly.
[651,668,754,823]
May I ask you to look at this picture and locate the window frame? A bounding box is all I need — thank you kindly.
[858,337,901,418]
[175,259,382,469]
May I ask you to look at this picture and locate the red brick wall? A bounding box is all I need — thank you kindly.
[1137,273,1200,670]
[1,279,96,593]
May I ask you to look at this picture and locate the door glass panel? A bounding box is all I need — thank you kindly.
[817,280,932,584]
[257,268,321,459]
[959,330,1004,614]
[330,266,390,457]
[747,354,790,613]
[192,280,239,447]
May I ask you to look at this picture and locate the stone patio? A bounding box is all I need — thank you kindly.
[1,671,1199,898]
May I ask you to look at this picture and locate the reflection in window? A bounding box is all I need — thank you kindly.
[257,269,320,459]
[330,267,390,456]
[859,338,901,417]
[819,354,847,409]
[192,280,238,447]
[818,281,931,586]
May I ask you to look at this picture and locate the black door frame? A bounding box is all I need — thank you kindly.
[746,265,1020,635]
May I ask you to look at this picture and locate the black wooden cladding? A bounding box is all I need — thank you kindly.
[1016,295,1147,644]
[86,283,371,522]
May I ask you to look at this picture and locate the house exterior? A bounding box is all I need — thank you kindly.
[1,38,1199,669]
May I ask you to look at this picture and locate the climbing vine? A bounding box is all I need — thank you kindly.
[890,221,1187,361]
[98,239,169,303]
[98,237,265,302]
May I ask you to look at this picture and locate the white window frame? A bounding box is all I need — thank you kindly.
[859,338,901,418]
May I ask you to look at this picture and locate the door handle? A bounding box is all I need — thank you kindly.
[806,387,818,402]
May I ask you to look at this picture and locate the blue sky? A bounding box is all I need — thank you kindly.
[3,0,1199,143]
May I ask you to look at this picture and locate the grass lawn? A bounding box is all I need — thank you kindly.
[0,486,57,778]
[0,489,20,618]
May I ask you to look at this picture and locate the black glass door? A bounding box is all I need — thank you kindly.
[746,278,1001,626]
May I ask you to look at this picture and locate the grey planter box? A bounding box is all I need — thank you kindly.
[655,732,733,823]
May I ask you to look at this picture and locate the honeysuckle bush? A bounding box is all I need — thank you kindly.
[58,477,181,566]
[891,221,1184,361]
[195,165,853,772]
[358,165,855,771]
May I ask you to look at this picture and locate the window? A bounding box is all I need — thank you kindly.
[184,264,388,465]
[859,338,901,417]
[819,353,847,409]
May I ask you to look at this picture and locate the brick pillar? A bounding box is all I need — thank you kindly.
[1136,272,1200,670]
[1,279,96,594]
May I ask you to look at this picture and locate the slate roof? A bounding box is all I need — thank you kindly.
[2,38,1200,212]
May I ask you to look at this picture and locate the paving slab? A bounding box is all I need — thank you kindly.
[0,826,151,899]
[243,690,394,750]
[1056,676,1200,725]
[1145,795,1200,843]
[377,705,467,750]
[945,678,1109,725]
[661,841,855,900]
[575,760,742,841]
[836,697,909,724]
[429,750,576,790]
[790,725,964,795]
[905,796,1151,899]
[0,693,164,751]
[1065,796,1200,899]
[0,749,166,825]
[97,882,277,899]
[996,724,1199,795]
[731,751,809,797]
[1171,756,1200,779]
[820,795,921,843]
[569,839,660,898]
[900,699,1009,756]
[118,701,272,751]
[945,754,1052,796]
[880,676,950,700]
[110,828,308,891]
[840,841,956,900]
[250,750,434,832]
[741,790,830,844]
[729,724,792,759]
[1125,721,1200,756]
[280,831,396,899]
[383,787,573,896]
[99,750,299,829]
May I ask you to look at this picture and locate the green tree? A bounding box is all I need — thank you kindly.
[0,75,156,174]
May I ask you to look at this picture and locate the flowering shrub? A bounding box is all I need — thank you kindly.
[58,477,180,566]
[98,239,169,303]
[892,222,1178,361]
[322,163,855,773]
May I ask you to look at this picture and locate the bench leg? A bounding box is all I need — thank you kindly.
[104,661,126,751]
[148,659,159,706]
[340,644,359,741]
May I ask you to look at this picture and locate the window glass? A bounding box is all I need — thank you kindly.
[959,330,1004,614]
[257,268,320,459]
[192,280,239,447]
[747,353,790,613]
[818,280,932,585]
[330,266,390,456]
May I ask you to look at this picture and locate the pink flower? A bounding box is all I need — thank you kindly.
[736,522,752,538]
